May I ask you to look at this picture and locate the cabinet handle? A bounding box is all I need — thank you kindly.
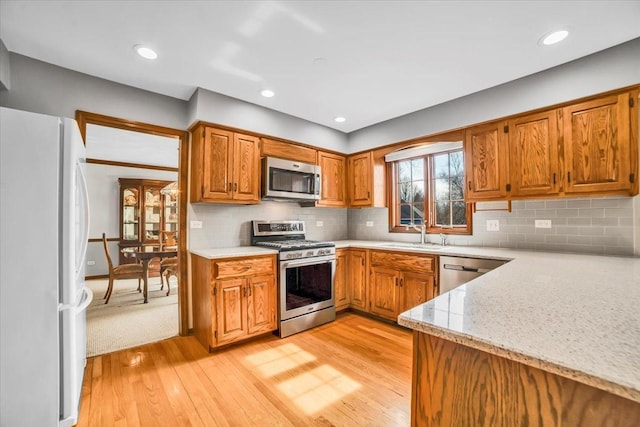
[247,284,252,297]
[228,182,232,192]
[553,173,556,184]
[567,172,571,183]
[468,181,471,190]
[399,278,403,287]
[243,286,246,297]
[361,257,365,266]
[395,277,399,287]
[234,183,238,191]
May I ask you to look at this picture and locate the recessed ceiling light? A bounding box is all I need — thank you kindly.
[540,30,569,46]
[134,45,158,60]
[260,89,275,98]
[334,117,346,123]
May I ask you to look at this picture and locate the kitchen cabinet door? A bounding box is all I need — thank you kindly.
[232,133,261,202]
[509,110,561,197]
[465,121,509,200]
[563,93,633,195]
[349,249,368,311]
[334,249,349,310]
[348,152,373,207]
[201,127,234,201]
[317,151,347,207]
[246,274,276,335]
[369,266,400,320]
[190,125,261,204]
[215,278,247,345]
[399,272,435,314]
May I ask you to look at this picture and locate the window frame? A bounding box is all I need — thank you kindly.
[388,148,473,235]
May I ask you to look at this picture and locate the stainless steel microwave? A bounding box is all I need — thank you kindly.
[262,157,321,201]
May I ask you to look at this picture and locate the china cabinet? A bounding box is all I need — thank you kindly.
[118,178,177,265]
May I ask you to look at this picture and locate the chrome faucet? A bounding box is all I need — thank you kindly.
[412,221,428,244]
[440,233,448,247]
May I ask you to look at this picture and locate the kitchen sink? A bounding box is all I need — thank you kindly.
[379,242,443,250]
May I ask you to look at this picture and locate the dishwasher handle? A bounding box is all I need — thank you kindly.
[443,264,492,274]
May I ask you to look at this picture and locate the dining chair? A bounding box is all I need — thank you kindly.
[160,257,178,296]
[102,233,145,304]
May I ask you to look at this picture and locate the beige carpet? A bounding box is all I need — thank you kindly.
[86,277,179,357]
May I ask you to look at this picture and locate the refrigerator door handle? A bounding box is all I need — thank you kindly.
[75,286,93,313]
[59,287,93,313]
[76,158,90,281]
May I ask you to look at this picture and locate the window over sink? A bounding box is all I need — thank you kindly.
[386,141,472,235]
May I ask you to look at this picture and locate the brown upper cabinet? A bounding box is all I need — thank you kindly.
[190,125,261,204]
[317,151,347,207]
[465,88,638,201]
[508,109,561,197]
[347,151,374,207]
[563,92,634,195]
[465,121,510,200]
[261,137,317,164]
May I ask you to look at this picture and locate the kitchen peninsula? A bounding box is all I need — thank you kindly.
[387,245,640,426]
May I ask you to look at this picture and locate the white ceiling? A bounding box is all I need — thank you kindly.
[1,1,639,132]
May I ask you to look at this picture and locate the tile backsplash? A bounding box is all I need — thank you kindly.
[348,197,637,256]
[189,201,348,250]
[189,196,637,256]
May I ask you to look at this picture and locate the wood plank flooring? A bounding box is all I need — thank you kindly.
[76,313,413,426]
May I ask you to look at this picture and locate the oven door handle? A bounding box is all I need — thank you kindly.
[281,255,336,269]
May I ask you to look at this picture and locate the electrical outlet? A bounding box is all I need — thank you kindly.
[366,221,374,227]
[190,220,203,229]
[316,221,323,227]
[486,219,500,232]
[535,219,552,229]
[87,260,95,266]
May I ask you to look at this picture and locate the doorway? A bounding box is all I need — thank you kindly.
[76,111,189,355]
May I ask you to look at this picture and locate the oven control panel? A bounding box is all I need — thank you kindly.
[282,247,335,260]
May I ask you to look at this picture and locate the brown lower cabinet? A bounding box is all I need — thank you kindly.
[412,333,640,426]
[369,250,437,321]
[335,248,368,311]
[191,254,277,351]
[334,249,349,310]
[338,248,437,322]
[348,249,368,310]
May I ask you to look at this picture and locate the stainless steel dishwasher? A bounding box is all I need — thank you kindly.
[439,256,507,294]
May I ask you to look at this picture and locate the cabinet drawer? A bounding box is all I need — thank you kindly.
[214,257,275,279]
[370,251,435,273]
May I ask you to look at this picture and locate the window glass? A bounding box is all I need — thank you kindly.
[392,148,470,234]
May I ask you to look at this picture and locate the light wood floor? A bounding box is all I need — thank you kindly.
[76,312,413,426]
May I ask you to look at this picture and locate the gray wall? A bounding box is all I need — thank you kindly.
[348,38,640,153]
[1,44,639,257]
[189,88,348,152]
[0,53,189,129]
[348,197,636,256]
[189,202,347,250]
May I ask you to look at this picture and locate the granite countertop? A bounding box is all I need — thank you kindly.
[190,246,278,259]
[190,240,639,402]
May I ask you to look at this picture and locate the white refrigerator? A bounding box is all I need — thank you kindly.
[1,107,93,426]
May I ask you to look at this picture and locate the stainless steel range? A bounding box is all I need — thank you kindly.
[252,220,336,338]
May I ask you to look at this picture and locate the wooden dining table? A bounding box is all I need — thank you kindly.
[121,245,177,303]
